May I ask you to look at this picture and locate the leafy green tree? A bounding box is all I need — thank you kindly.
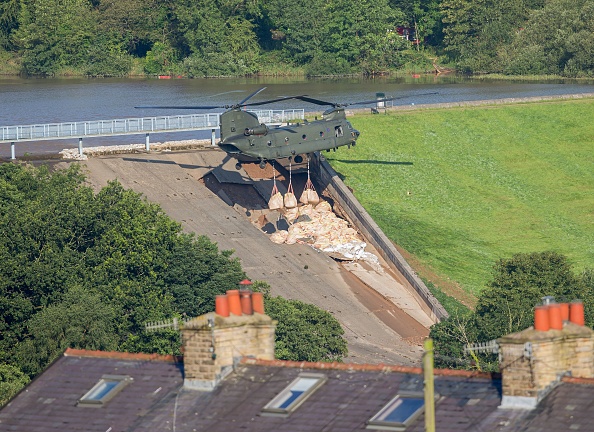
[390,0,443,45]
[441,0,530,72]
[16,286,118,376]
[94,0,171,57]
[0,0,20,49]
[475,251,583,340]
[265,295,348,362]
[0,164,246,376]
[83,34,132,77]
[175,0,261,76]
[144,41,178,75]
[503,0,594,77]
[0,363,29,407]
[322,0,406,72]
[12,0,95,75]
[431,252,591,371]
[262,0,328,65]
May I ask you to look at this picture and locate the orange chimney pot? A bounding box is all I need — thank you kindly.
[569,301,585,326]
[227,290,242,316]
[215,294,230,317]
[548,304,562,330]
[240,290,253,315]
[252,292,265,314]
[534,305,550,331]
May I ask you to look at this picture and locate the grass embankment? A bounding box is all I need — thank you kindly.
[328,99,594,304]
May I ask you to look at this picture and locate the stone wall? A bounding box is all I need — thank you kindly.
[181,312,276,390]
[499,323,594,408]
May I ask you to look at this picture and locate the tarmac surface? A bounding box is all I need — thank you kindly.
[64,148,429,365]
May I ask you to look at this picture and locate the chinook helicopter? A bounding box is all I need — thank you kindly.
[137,88,397,169]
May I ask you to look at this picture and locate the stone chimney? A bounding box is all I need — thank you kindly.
[498,300,593,409]
[181,290,276,391]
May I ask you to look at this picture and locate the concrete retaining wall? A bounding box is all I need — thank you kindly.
[311,152,449,323]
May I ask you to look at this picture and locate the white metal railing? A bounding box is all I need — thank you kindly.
[0,109,305,143]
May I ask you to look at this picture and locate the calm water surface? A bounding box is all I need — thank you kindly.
[2,76,594,157]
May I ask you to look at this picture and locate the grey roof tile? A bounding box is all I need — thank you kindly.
[3,351,594,432]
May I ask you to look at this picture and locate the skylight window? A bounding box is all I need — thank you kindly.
[262,373,326,416]
[367,393,425,431]
[78,375,133,407]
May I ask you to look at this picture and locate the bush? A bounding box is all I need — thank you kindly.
[183,51,259,77]
[305,52,351,77]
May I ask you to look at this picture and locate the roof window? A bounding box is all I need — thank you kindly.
[262,373,326,416]
[367,393,425,431]
[77,375,133,407]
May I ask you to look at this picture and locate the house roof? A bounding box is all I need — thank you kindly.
[1,349,593,432]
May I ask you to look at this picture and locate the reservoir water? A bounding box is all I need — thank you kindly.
[2,76,594,158]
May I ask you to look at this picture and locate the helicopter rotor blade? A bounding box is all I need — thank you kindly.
[294,92,440,109]
[240,95,304,108]
[238,87,267,106]
[293,96,337,107]
[134,105,223,110]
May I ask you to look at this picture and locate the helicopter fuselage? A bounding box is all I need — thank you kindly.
[217,108,360,163]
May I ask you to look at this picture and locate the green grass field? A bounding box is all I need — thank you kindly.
[327,99,594,301]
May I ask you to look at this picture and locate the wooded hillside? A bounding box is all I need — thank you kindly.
[0,0,592,77]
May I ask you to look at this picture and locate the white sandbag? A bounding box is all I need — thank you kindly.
[307,189,320,205]
[268,192,284,210]
[284,192,297,208]
[299,190,309,204]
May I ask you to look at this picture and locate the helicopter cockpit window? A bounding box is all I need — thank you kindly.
[302,134,307,140]
[267,140,272,146]
[320,131,324,137]
[346,122,353,130]
[335,126,343,137]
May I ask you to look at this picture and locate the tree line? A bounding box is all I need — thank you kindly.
[0,0,592,77]
[0,164,347,406]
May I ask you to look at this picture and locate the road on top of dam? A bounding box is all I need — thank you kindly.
[58,148,430,365]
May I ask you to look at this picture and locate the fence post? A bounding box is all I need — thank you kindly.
[11,142,15,160]
[211,129,216,146]
[78,138,83,157]
[145,133,150,152]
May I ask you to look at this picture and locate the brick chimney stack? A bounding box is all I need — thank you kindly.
[181,290,276,391]
[498,300,593,409]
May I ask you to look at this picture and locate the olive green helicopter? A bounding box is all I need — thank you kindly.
[137,87,399,169]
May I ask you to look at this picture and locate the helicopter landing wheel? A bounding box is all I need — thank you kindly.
[235,163,242,170]
[294,155,303,164]
[259,160,267,169]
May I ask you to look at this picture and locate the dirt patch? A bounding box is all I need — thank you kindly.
[393,243,478,309]
[341,266,429,342]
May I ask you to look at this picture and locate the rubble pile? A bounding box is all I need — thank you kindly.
[269,199,380,268]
